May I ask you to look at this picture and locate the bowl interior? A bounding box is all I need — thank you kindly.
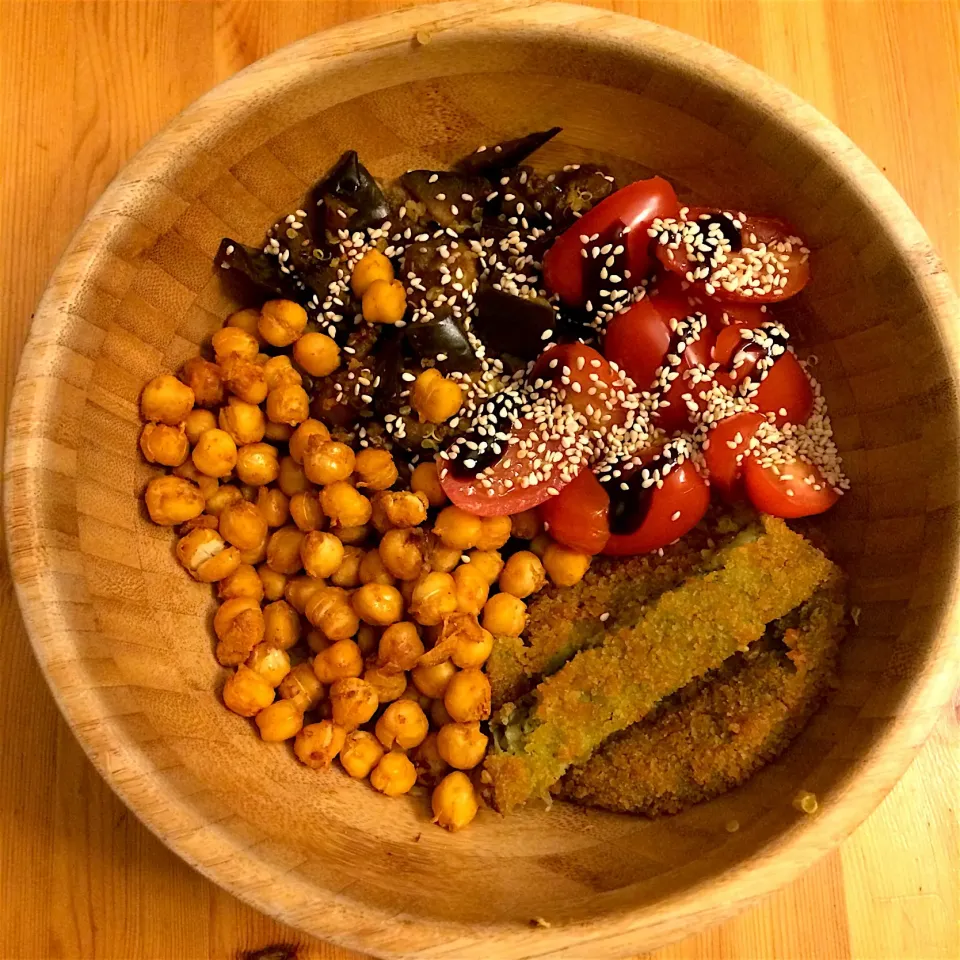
[9,7,960,958]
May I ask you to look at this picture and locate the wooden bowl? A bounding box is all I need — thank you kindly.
[6,3,960,957]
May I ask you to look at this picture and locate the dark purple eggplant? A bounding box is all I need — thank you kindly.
[312,150,390,230]
[472,288,557,363]
[405,316,480,374]
[216,238,308,301]
[400,171,490,229]
[455,127,562,177]
[551,164,617,227]
[402,238,479,307]
[372,327,406,416]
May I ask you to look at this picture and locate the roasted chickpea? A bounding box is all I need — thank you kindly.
[451,624,493,669]
[256,699,303,741]
[184,408,217,446]
[180,356,224,409]
[498,550,546,599]
[191,428,237,478]
[258,565,287,602]
[214,597,265,665]
[430,698,453,728]
[218,563,264,602]
[378,528,424,581]
[220,354,268,404]
[265,525,304,575]
[410,461,447,508]
[413,732,448,788]
[330,546,363,588]
[409,572,457,626]
[375,491,429,529]
[399,682,432,712]
[279,661,325,711]
[238,531,268,566]
[204,483,244,517]
[263,354,302,391]
[359,549,396,586]
[294,721,345,768]
[262,599,300,650]
[351,248,395,297]
[432,771,479,830]
[289,418,331,464]
[482,593,527,637]
[529,532,552,558]
[378,622,424,672]
[444,668,491,722]
[141,374,194,425]
[511,509,542,540]
[256,487,290,528]
[303,439,355,486]
[222,665,274,717]
[329,677,379,731]
[354,448,398,491]
[177,528,241,582]
[424,535,460,573]
[452,564,489,616]
[362,278,406,325]
[363,665,407,703]
[172,459,219,500]
[466,549,505,585]
[139,422,188,466]
[543,542,592,587]
[212,326,259,362]
[476,515,512,551]
[312,637,363,683]
[306,628,331,654]
[411,368,463,423]
[320,482,371,528]
[145,475,205,526]
[356,622,379,658]
[299,530,343,579]
[289,490,323,532]
[293,331,340,377]
[225,307,263,342]
[267,383,309,426]
[370,751,417,797]
[219,500,268,551]
[352,583,404,626]
[436,721,489,770]
[277,455,311,497]
[375,699,429,751]
[433,506,482,551]
[306,588,360,643]
[218,396,265,445]
[264,421,293,443]
[235,442,280,486]
[411,659,456,699]
[339,730,384,779]
[284,574,324,614]
[332,523,370,546]
[259,299,307,347]
[246,642,292,688]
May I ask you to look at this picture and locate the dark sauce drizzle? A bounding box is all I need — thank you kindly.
[601,440,689,535]
[441,385,528,479]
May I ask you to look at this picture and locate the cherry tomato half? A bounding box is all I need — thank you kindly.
[655,208,811,303]
[543,176,680,306]
[439,420,581,517]
[538,468,610,554]
[703,411,765,501]
[531,342,628,428]
[602,458,710,556]
[742,455,839,519]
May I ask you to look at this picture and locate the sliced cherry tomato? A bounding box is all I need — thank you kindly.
[539,468,610,554]
[543,176,679,305]
[438,420,581,517]
[604,293,715,432]
[742,455,839,519]
[703,411,765,501]
[654,271,767,333]
[655,208,811,303]
[531,342,628,428]
[602,458,710,556]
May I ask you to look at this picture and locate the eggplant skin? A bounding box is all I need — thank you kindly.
[400,170,489,229]
[454,127,562,176]
[314,150,391,230]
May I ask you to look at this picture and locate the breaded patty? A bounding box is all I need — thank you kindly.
[483,517,837,813]
[558,576,846,814]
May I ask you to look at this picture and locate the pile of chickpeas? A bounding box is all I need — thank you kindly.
[138,249,594,832]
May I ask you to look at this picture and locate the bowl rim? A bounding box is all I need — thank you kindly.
[5,2,960,957]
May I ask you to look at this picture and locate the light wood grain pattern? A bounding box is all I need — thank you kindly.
[0,1,957,959]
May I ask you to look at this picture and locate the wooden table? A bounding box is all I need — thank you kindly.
[1,2,957,957]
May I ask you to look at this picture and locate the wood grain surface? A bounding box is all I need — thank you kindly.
[1,2,957,959]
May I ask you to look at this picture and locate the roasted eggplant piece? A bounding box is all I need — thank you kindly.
[406,316,480,374]
[455,127,562,177]
[472,288,557,365]
[372,327,406,417]
[312,150,391,231]
[550,164,617,227]
[216,238,310,302]
[400,170,490,230]
[402,238,479,308]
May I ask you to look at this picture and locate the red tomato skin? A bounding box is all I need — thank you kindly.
[655,272,767,333]
[539,469,610,554]
[703,411,765,500]
[543,177,679,305]
[742,456,839,519]
[602,460,710,556]
[752,351,814,426]
[532,343,627,428]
